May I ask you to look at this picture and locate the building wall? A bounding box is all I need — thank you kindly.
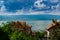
[47,24,60,40]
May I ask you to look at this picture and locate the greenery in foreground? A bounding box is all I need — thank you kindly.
[0,22,46,40]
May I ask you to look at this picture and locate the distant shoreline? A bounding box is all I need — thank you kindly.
[0,15,60,21]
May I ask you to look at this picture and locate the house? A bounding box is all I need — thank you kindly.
[46,20,60,40]
[12,21,32,35]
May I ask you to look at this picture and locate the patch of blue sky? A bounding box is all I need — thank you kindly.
[0,0,60,15]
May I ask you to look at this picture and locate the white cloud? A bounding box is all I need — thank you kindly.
[56,3,60,10]
[16,9,24,15]
[0,1,4,4]
[48,10,60,15]
[0,0,60,15]
[34,0,46,9]
[0,1,7,13]
[49,0,59,3]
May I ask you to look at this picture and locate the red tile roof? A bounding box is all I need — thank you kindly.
[47,23,56,30]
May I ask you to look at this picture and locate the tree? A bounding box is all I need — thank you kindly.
[0,28,9,40]
[0,22,46,40]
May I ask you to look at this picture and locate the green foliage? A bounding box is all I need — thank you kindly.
[50,23,60,40]
[0,22,46,40]
[0,28,9,40]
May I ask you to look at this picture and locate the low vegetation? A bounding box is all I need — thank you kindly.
[0,22,46,40]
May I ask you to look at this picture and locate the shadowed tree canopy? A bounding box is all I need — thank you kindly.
[0,28,10,40]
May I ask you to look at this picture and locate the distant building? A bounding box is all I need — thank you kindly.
[46,20,60,40]
[12,22,32,35]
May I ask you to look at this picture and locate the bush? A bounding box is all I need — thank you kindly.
[0,22,46,40]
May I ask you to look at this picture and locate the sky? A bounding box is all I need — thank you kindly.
[0,0,60,31]
[0,0,60,15]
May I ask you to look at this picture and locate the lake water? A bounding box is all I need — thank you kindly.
[0,14,60,31]
[0,20,52,31]
[0,14,60,21]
